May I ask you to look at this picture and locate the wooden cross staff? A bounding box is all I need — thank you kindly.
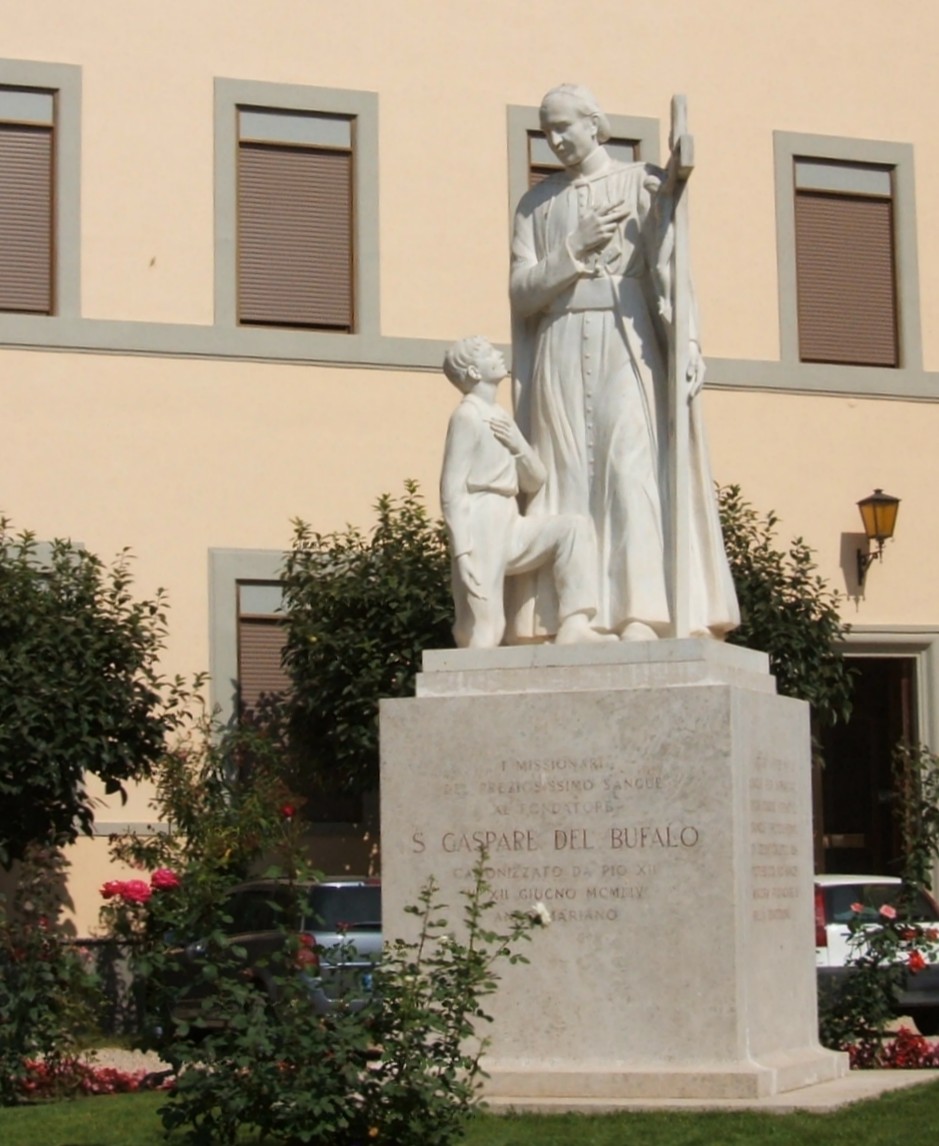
[665,94,695,639]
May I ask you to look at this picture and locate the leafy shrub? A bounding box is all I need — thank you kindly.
[848,1026,939,1070]
[278,484,853,803]
[281,481,453,800]
[16,1057,172,1100]
[717,484,853,729]
[818,742,939,1062]
[0,848,102,1105]
[153,859,535,1146]
[817,902,939,1057]
[0,520,188,868]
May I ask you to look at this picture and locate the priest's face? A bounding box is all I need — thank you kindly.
[540,94,599,168]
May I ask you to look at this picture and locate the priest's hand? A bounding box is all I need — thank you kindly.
[570,203,630,261]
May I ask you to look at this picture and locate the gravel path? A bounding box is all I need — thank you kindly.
[85,1046,173,1075]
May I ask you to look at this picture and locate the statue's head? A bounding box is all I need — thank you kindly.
[443,336,505,394]
[539,83,610,168]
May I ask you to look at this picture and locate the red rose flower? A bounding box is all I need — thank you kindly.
[909,950,928,974]
[120,879,152,904]
[295,934,319,970]
[101,880,126,900]
[150,868,181,891]
[280,804,296,819]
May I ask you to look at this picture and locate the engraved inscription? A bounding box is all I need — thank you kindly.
[750,752,800,923]
[416,753,701,923]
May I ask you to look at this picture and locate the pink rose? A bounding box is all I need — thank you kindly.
[850,902,864,914]
[101,880,126,900]
[879,904,898,920]
[120,879,152,904]
[150,868,181,891]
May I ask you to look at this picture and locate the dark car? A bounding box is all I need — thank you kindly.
[168,876,382,1030]
[815,874,939,1035]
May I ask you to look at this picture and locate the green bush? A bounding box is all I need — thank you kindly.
[818,743,939,1061]
[0,848,102,1105]
[0,521,187,868]
[281,481,453,800]
[151,860,534,1146]
[717,484,853,729]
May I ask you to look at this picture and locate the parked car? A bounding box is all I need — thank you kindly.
[168,876,382,1032]
[815,874,939,1035]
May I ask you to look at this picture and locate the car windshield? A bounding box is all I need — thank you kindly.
[303,885,381,932]
[825,883,939,925]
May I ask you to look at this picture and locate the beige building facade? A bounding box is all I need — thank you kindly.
[2,0,938,933]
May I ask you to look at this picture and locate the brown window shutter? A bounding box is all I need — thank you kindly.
[238,616,289,714]
[529,166,555,189]
[238,142,353,330]
[0,124,53,314]
[795,191,898,367]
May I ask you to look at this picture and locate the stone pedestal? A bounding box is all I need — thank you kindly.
[379,641,847,1102]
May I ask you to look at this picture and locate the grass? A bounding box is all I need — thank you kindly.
[1,1078,939,1146]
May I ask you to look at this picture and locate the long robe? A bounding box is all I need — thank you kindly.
[506,153,739,640]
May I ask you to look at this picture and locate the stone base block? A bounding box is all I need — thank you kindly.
[380,641,848,1104]
[483,1045,847,1101]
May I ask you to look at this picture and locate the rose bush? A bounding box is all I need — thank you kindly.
[0,847,102,1105]
[819,898,939,1061]
[16,1057,172,1100]
[155,858,537,1146]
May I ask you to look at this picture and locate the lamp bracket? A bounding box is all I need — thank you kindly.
[857,542,885,588]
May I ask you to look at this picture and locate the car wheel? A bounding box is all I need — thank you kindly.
[909,1009,939,1037]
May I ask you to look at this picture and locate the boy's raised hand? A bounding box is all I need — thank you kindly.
[486,408,527,456]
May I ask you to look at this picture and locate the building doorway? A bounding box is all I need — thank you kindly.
[816,655,917,876]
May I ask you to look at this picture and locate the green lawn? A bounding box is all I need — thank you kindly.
[1,1079,939,1146]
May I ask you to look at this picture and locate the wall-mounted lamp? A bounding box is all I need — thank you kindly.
[856,489,900,588]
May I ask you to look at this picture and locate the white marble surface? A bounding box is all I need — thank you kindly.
[440,336,604,648]
[380,654,846,1100]
[507,85,739,642]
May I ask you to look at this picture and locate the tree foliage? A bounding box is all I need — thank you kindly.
[0,520,186,867]
[109,702,300,915]
[279,482,852,799]
[281,482,453,799]
[718,484,853,729]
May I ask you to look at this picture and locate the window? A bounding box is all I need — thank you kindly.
[209,549,365,825]
[215,80,379,339]
[0,60,79,320]
[526,130,640,188]
[237,580,288,717]
[237,109,353,330]
[773,132,922,379]
[0,87,53,313]
[793,159,897,367]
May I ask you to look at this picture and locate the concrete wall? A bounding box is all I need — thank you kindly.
[3,0,938,932]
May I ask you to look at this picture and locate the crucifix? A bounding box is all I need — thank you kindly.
[664,93,695,639]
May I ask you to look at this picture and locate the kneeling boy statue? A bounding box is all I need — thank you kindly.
[441,336,607,648]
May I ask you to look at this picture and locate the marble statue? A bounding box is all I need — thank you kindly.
[440,336,609,649]
[506,83,739,642]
